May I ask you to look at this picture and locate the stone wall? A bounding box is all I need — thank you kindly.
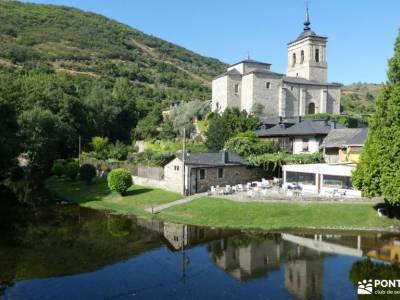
[188,165,266,194]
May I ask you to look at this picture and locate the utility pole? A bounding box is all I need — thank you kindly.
[78,135,82,166]
[182,127,186,196]
[181,224,187,282]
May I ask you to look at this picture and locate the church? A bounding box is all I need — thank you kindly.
[211,8,341,118]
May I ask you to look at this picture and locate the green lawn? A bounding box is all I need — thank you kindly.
[45,177,182,219]
[158,197,400,232]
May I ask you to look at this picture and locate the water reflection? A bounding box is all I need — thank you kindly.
[1,206,400,300]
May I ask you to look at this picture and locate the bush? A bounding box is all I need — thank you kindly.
[79,164,96,184]
[51,159,65,177]
[91,136,109,159]
[63,161,80,181]
[107,168,133,196]
[107,141,129,160]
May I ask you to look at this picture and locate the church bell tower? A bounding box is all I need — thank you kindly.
[286,6,328,82]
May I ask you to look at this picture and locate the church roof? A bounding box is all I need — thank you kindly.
[214,68,242,79]
[245,69,284,77]
[283,76,342,87]
[229,59,271,67]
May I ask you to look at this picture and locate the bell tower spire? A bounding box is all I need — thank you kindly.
[286,3,328,82]
[304,3,311,31]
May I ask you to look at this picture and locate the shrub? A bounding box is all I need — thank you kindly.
[63,161,80,181]
[79,164,96,184]
[51,159,65,177]
[107,168,133,196]
[91,136,109,159]
[107,141,129,160]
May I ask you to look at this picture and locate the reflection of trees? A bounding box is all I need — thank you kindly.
[350,259,400,284]
[107,214,132,237]
[349,259,400,300]
[0,206,162,288]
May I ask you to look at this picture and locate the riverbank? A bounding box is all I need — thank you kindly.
[45,177,182,219]
[45,177,400,231]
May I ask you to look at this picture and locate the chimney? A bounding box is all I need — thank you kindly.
[222,150,228,163]
[330,121,337,129]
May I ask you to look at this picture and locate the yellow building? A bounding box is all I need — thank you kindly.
[321,128,368,164]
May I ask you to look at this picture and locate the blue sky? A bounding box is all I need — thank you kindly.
[25,0,400,84]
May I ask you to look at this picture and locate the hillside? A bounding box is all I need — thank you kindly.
[341,83,382,116]
[0,0,226,104]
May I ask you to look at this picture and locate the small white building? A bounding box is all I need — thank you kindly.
[282,163,361,197]
[257,117,342,154]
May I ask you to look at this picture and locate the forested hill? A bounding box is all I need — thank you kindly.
[341,83,382,116]
[0,0,226,100]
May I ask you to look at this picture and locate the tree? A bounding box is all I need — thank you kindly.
[169,100,210,135]
[224,133,280,157]
[205,115,231,151]
[18,107,73,176]
[133,107,161,140]
[205,108,260,151]
[353,30,400,205]
[251,103,265,117]
[0,97,20,178]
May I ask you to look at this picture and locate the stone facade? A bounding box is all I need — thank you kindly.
[211,10,341,118]
[188,165,265,194]
[163,157,266,195]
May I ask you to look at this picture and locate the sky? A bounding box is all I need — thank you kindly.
[24,0,400,84]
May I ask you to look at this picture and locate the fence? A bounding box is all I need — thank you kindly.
[80,157,164,180]
[137,165,164,180]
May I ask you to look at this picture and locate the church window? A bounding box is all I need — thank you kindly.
[266,82,270,89]
[292,53,296,66]
[234,84,239,94]
[315,49,320,62]
[300,50,304,63]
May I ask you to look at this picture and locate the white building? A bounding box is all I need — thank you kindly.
[211,7,341,118]
[282,163,362,197]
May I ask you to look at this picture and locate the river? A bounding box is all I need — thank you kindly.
[1,205,399,299]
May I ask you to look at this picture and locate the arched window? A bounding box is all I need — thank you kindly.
[308,102,316,114]
[292,53,296,66]
[315,49,320,62]
[300,50,304,63]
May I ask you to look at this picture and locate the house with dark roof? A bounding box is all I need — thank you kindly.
[256,117,342,154]
[211,7,341,118]
[321,128,368,163]
[164,151,265,195]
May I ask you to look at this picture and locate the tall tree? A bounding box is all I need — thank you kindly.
[353,30,400,205]
[0,97,20,178]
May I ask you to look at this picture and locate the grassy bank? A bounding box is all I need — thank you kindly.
[159,197,400,232]
[45,177,181,219]
[45,177,400,231]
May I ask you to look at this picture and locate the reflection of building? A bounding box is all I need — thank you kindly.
[285,258,323,300]
[210,238,282,281]
[367,239,400,264]
[162,222,238,250]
